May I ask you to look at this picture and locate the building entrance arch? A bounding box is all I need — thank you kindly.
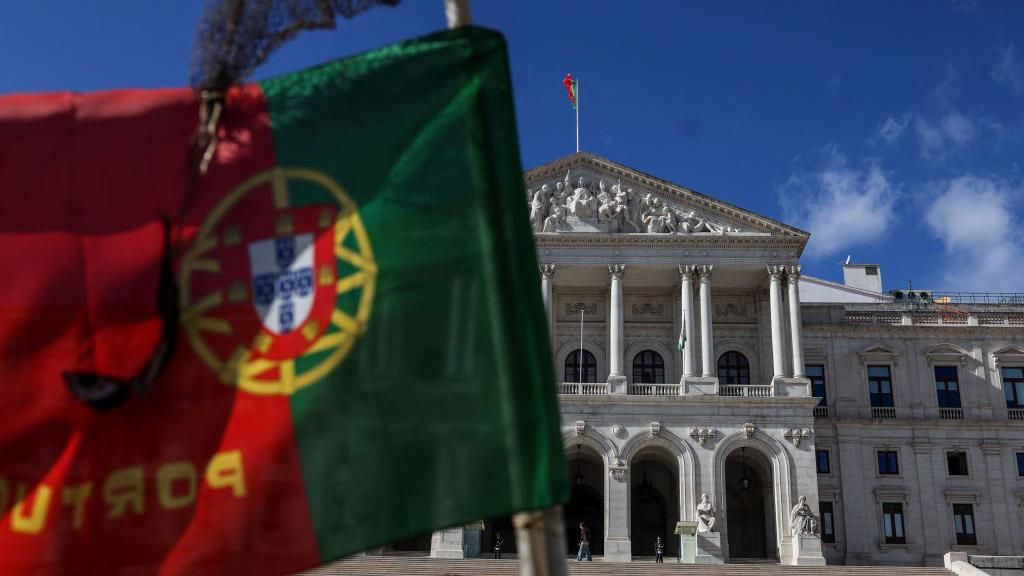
[630,448,679,559]
[724,447,777,560]
[564,444,604,556]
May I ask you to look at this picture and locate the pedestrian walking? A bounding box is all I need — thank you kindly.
[576,522,592,561]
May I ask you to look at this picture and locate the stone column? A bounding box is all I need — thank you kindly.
[981,443,1013,554]
[680,265,697,378]
[540,264,555,341]
[608,265,627,393]
[912,444,943,564]
[605,462,632,561]
[768,265,786,379]
[698,265,714,377]
[787,265,805,378]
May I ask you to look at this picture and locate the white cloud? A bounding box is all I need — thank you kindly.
[915,112,978,159]
[874,114,910,145]
[779,149,899,258]
[991,44,1024,93]
[924,176,1024,291]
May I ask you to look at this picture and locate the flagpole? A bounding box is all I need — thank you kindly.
[575,78,580,153]
[577,307,584,389]
[443,0,472,28]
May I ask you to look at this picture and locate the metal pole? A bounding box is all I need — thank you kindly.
[444,0,472,29]
[578,307,584,389]
[575,78,580,153]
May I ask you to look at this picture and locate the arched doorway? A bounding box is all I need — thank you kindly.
[630,448,679,559]
[564,444,604,557]
[483,515,515,557]
[724,447,777,561]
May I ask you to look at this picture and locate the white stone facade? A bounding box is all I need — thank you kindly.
[521,152,1024,566]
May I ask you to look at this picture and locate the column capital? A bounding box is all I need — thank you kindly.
[698,264,713,282]
[540,263,556,278]
[609,264,626,278]
[787,265,802,280]
[679,264,698,279]
[767,265,785,280]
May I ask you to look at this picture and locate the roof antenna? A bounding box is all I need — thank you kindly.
[844,255,852,265]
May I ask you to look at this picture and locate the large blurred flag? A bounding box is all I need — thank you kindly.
[0,27,567,575]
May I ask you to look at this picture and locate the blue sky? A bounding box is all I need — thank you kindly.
[3,1,1023,291]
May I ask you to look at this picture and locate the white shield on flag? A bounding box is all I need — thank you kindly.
[248,234,316,335]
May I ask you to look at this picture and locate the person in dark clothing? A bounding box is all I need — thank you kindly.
[576,522,592,561]
[655,536,664,563]
[493,532,504,559]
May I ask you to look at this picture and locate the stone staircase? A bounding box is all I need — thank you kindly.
[301,555,955,575]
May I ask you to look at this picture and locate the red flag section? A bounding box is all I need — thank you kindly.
[562,73,576,108]
[0,86,319,575]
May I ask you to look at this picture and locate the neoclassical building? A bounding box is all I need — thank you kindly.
[502,152,1024,566]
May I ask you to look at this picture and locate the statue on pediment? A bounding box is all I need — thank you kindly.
[543,203,568,232]
[680,210,727,234]
[529,184,551,232]
[568,177,598,219]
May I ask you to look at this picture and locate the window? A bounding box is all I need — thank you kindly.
[632,350,665,384]
[1017,452,1024,477]
[947,452,969,476]
[953,504,977,545]
[717,351,750,385]
[820,501,835,543]
[807,364,827,407]
[865,266,878,276]
[868,365,894,407]
[564,349,597,383]
[816,449,831,474]
[882,502,906,544]
[878,450,899,475]
[1003,367,1024,408]
[934,366,962,409]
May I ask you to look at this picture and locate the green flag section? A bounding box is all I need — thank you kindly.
[0,27,567,575]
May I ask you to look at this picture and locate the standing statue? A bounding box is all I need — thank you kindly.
[789,495,819,536]
[696,493,716,533]
[528,184,551,232]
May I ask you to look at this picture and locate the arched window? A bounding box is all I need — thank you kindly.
[565,349,597,383]
[632,350,665,384]
[718,351,750,385]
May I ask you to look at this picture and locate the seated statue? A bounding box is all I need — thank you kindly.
[789,495,819,537]
[697,493,716,533]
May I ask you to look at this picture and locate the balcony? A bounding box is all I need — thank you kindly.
[813,406,830,418]
[1009,407,1024,421]
[719,384,773,398]
[939,407,964,420]
[628,383,681,396]
[558,383,608,395]
[871,407,896,419]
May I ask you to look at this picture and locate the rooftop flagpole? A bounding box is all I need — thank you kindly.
[443,0,472,28]
[575,78,580,153]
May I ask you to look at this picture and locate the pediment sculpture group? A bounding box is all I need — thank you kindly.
[527,172,738,234]
[693,494,819,537]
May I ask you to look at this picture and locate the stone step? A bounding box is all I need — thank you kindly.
[301,556,954,576]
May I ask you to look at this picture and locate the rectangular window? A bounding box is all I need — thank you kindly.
[947,451,969,476]
[816,449,831,474]
[878,450,899,475]
[953,504,977,545]
[934,365,962,409]
[882,502,906,544]
[1017,452,1024,477]
[865,266,879,276]
[868,365,894,407]
[807,364,827,407]
[820,501,836,543]
[1003,367,1024,408]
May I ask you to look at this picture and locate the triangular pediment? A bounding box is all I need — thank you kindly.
[523,152,808,240]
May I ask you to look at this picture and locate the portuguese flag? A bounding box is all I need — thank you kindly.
[562,73,577,109]
[0,27,567,575]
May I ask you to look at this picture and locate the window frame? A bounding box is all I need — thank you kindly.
[877,449,900,476]
[631,349,665,385]
[867,364,895,408]
[717,351,751,385]
[952,503,977,546]
[1016,452,1024,477]
[820,501,836,543]
[1002,366,1024,409]
[881,502,907,545]
[807,363,827,407]
[933,365,962,409]
[946,450,970,477]
[816,449,831,475]
[564,349,598,384]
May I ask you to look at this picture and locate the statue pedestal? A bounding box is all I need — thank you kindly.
[675,521,697,564]
[695,532,723,564]
[791,534,826,566]
[429,527,465,559]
